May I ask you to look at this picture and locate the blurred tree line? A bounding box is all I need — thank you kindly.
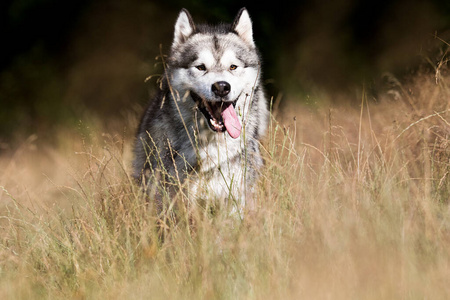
[1,0,449,146]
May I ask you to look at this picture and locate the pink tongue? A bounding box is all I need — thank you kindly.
[221,104,241,139]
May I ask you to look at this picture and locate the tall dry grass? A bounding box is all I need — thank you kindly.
[0,70,449,299]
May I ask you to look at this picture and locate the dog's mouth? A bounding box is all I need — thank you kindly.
[191,92,241,139]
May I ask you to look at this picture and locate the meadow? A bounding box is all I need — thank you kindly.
[0,68,449,299]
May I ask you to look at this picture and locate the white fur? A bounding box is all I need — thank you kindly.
[134,9,267,216]
[170,56,259,214]
[233,9,254,47]
[171,45,259,103]
[173,10,194,48]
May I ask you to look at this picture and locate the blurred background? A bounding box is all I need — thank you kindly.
[1,0,450,148]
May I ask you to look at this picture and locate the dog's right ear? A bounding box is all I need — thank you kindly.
[173,9,195,48]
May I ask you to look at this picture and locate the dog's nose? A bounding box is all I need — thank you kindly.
[212,81,231,97]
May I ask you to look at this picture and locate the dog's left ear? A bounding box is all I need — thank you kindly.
[232,8,254,47]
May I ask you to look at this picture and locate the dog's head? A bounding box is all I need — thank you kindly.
[168,8,261,139]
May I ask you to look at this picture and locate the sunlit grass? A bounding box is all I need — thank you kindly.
[0,71,449,299]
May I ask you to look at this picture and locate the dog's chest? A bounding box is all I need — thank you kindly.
[197,133,243,174]
[189,133,246,203]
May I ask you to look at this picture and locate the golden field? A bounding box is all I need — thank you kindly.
[0,70,449,299]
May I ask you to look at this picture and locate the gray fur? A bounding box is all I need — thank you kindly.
[133,8,268,213]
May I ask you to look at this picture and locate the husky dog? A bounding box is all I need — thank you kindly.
[133,8,268,213]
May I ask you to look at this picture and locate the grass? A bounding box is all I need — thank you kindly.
[0,70,449,299]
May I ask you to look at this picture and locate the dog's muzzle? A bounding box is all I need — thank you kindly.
[211,81,231,98]
[191,89,242,139]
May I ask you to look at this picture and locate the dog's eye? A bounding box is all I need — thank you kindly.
[195,64,206,71]
[230,65,238,71]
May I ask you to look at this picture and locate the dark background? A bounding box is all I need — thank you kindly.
[1,0,449,147]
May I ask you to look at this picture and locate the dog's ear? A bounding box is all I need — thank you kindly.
[173,9,195,48]
[232,8,254,47]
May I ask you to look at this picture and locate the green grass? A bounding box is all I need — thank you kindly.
[0,71,449,299]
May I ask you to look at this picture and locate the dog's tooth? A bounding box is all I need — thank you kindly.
[209,118,224,131]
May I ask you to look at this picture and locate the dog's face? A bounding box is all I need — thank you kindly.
[168,9,261,139]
